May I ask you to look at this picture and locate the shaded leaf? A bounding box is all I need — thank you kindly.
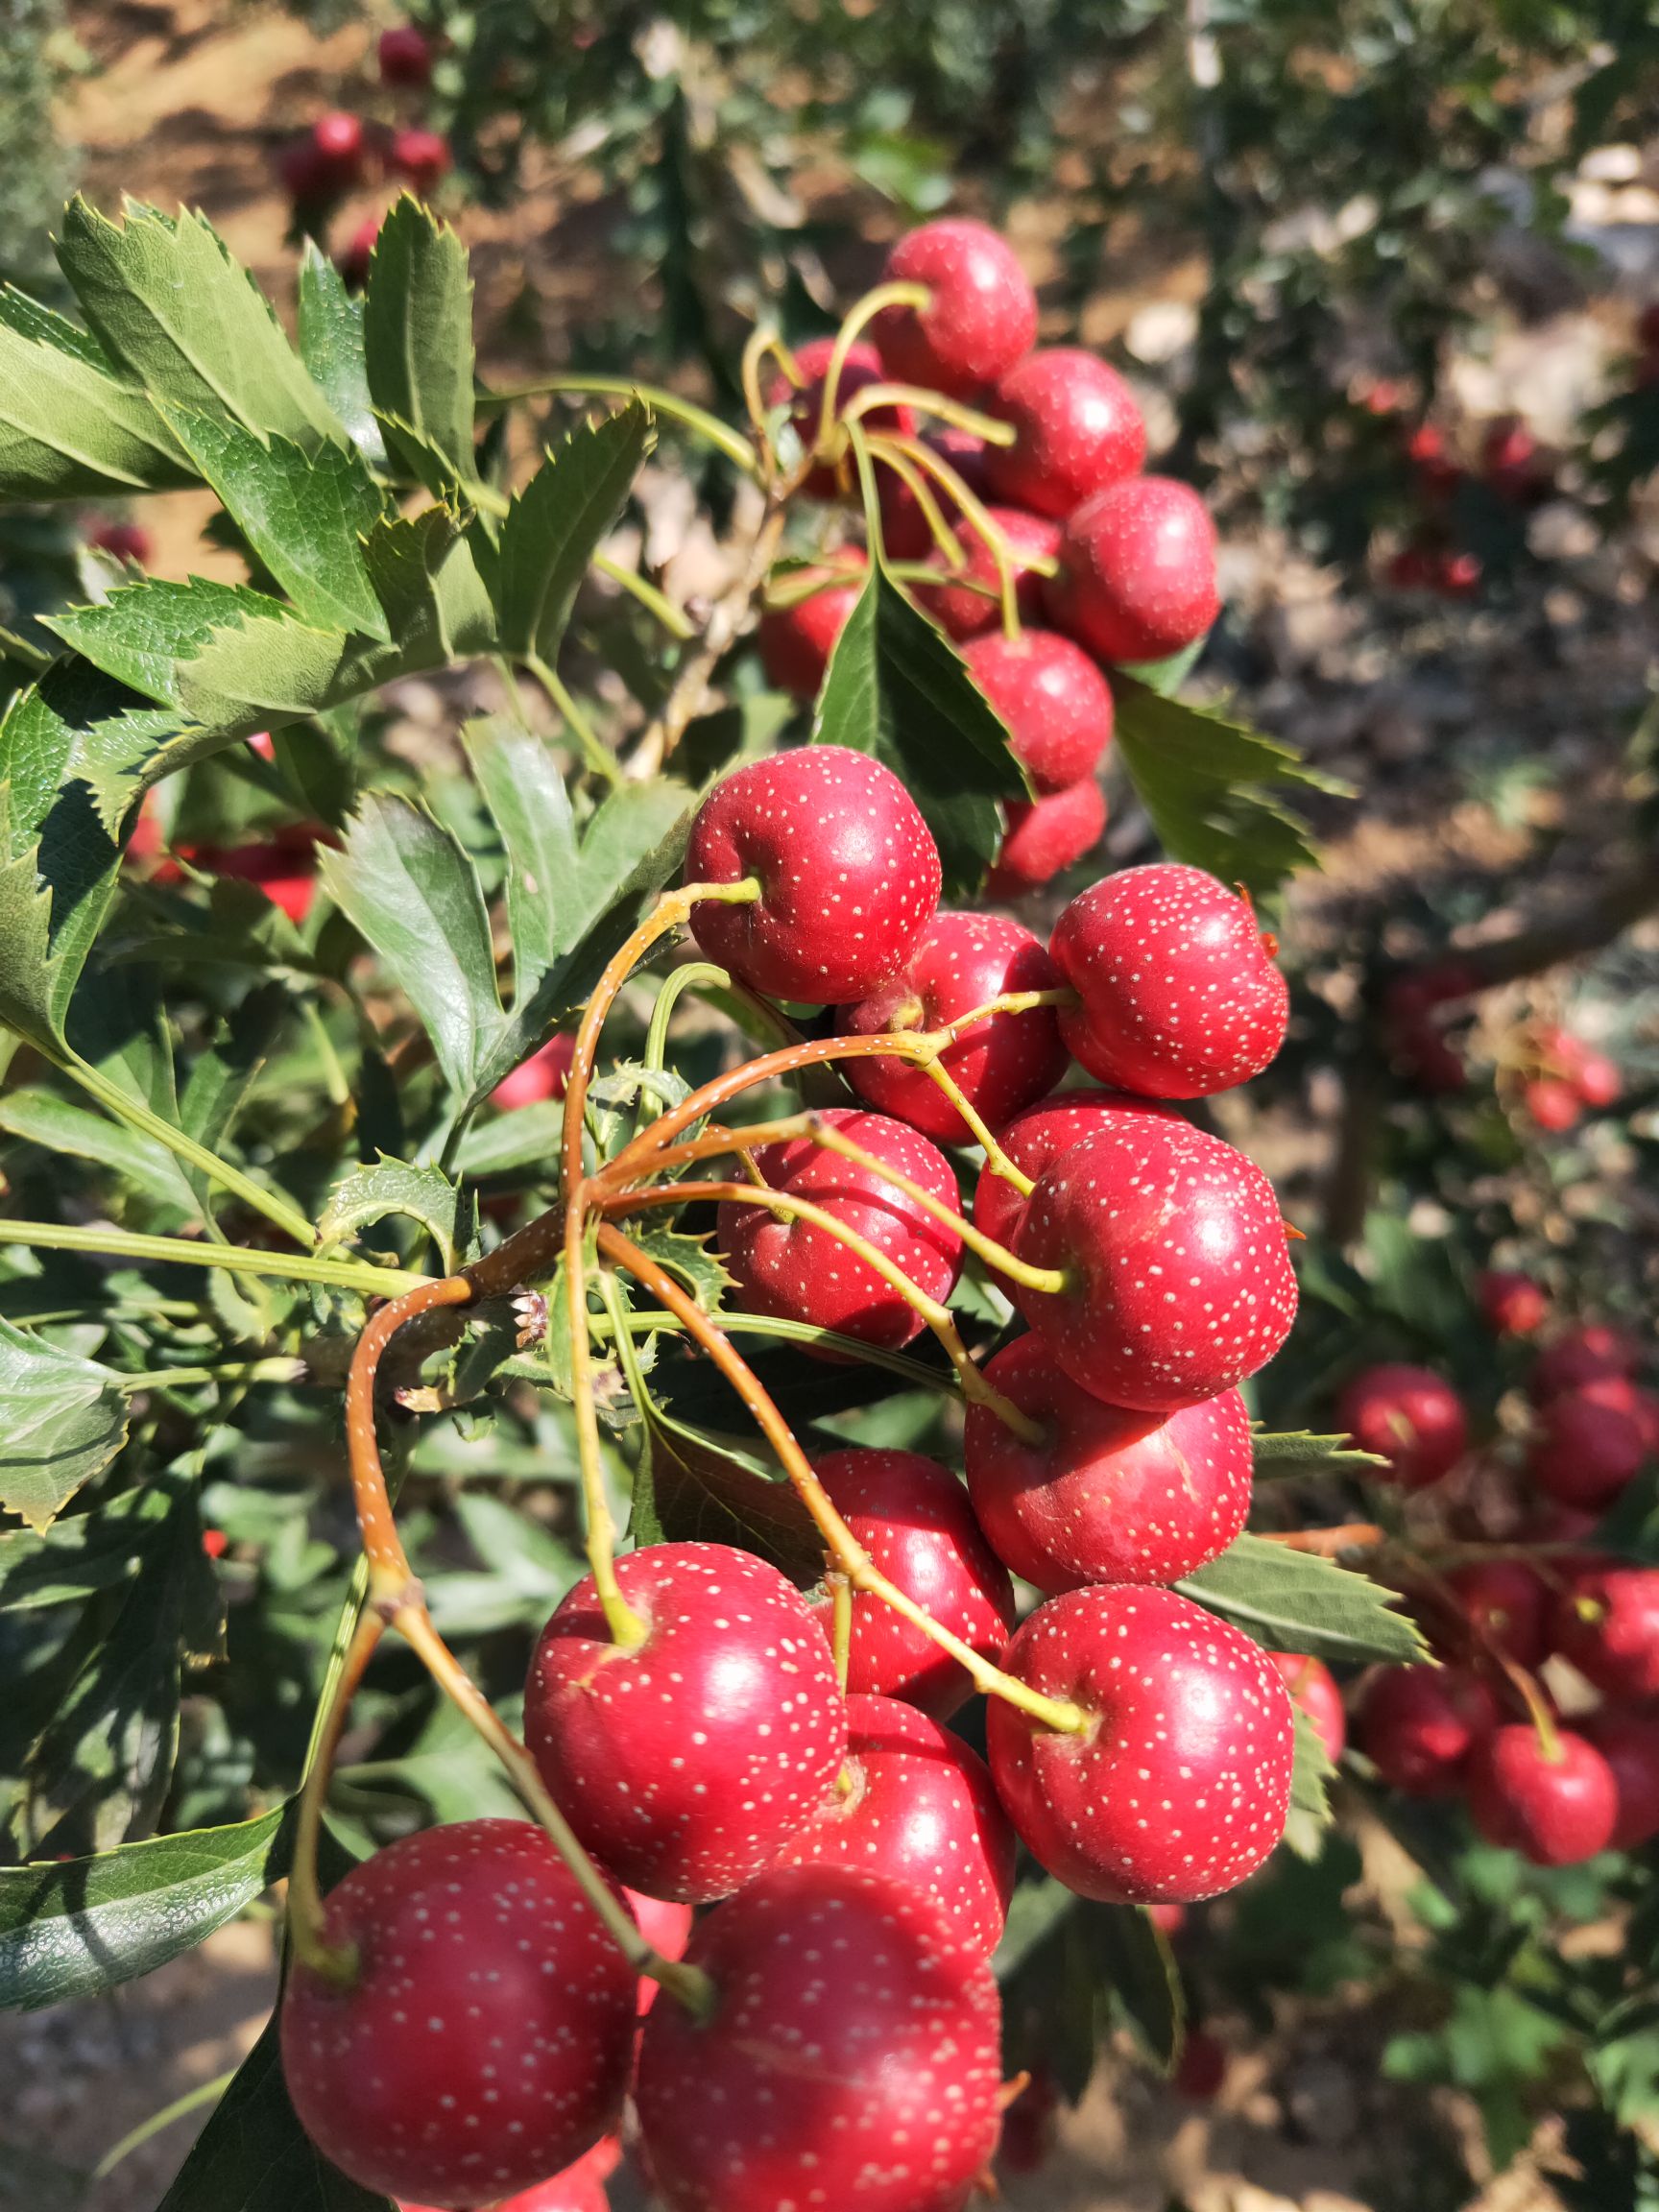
[44,576,286,710]
[363,199,475,493]
[320,1155,475,1275]
[0,291,190,499]
[463,714,580,992]
[493,403,655,661]
[0,1318,129,1533]
[1284,1701,1338,1861]
[0,1086,197,1214]
[1180,1533,1426,1665]
[361,510,494,661]
[1085,1900,1184,2070]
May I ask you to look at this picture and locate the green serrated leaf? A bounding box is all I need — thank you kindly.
[320,1154,475,1275]
[0,302,192,499]
[363,198,475,492]
[1084,1900,1184,2069]
[296,243,385,469]
[1284,1699,1338,1860]
[454,1099,565,1180]
[44,576,287,709]
[494,402,656,661]
[56,200,346,450]
[1253,1427,1390,1477]
[463,714,580,992]
[0,1086,197,1214]
[1180,1532,1427,1665]
[629,1223,733,1312]
[362,509,493,660]
[814,561,1028,895]
[0,1316,129,1533]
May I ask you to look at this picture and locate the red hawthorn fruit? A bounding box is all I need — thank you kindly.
[963,1335,1251,1590]
[391,127,452,195]
[189,830,322,926]
[770,1693,1017,1958]
[1551,1565,1659,1701]
[756,548,867,699]
[986,777,1107,897]
[839,909,1069,1144]
[635,1866,1004,2212]
[277,138,332,204]
[310,109,367,190]
[1046,476,1220,667]
[716,1108,964,1352]
[872,218,1038,397]
[1050,863,1289,1099]
[1355,1665,1498,1795]
[339,213,382,291]
[1530,1323,1644,1403]
[1481,417,1548,502]
[1435,549,1482,597]
[984,348,1147,517]
[524,1542,846,1903]
[1478,1269,1549,1337]
[971,1087,1179,1264]
[1173,2027,1228,2102]
[1268,1651,1347,1765]
[281,1821,637,2207]
[917,506,1060,642]
[625,1888,695,2016]
[201,1527,228,1560]
[685,741,939,1003]
[1445,1558,1548,1670]
[768,337,912,500]
[379,23,434,85]
[399,2135,620,2212]
[807,1448,1015,1718]
[1640,303,1659,353]
[987,1584,1295,1902]
[1526,1077,1582,1132]
[1581,1710,1659,1851]
[1012,1116,1299,1412]
[491,1033,575,1112]
[876,426,989,558]
[1574,1049,1623,1110]
[1147,1901,1187,1936]
[1336,1364,1467,1490]
[85,516,153,565]
[1405,421,1463,503]
[961,629,1115,793]
[1467,1724,1618,1866]
[1528,1376,1657,1510]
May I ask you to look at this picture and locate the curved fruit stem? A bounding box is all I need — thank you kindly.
[346,1274,476,1591]
[827,1571,854,1692]
[286,1604,387,1985]
[601,1222,1091,1735]
[813,278,930,449]
[863,441,968,567]
[590,550,697,640]
[565,1206,646,1647]
[867,429,1022,634]
[476,373,759,476]
[589,1300,960,1393]
[839,381,1016,447]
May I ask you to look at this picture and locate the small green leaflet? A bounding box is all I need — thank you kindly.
[1253,1427,1389,1477]
[363,198,476,493]
[493,402,656,662]
[44,576,287,712]
[0,1317,129,1533]
[0,286,191,500]
[296,243,386,470]
[1284,1700,1339,1861]
[319,1154,476,1275]
[1180,1532,1426,1665]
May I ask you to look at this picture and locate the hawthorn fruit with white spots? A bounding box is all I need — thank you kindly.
[807,1447,1015,1717]
[960,628,1115,793]
[1466,1724,1618,1866]
[756,551,868,699]
[398,2135,619,2212]
[1444,1558,1549,1669]
[985,1585,1296,1903]
[985,775,1107,895]
[524,1543,846,1903]
[984,348,1148,517]
[1050,863,1290,1098]
[685,744,940,1001]
[1336,1363,1467,1489]
[1266,1650,1347,1764]
[635,1865,1005,2212]
[872,217,1038,397]
[971,1087,1178,1267]
[769,1693,1017,1958]
[1046,474,1220,665]
[839,909,1069,1144]
[280,1820,637,2209]
[963,1335,1252,1590]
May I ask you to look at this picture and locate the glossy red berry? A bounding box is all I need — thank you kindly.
[399,2137,620,2212]
[1012,1117,1299,1412]
[492,1033,574,1112]
[808,1448,1014,1717]
[771,1694,1017,1958]
[636,1866,1004,2212]
[877,426,990,558]
[1050,864,1289,1098]
[718,1107,963,1352]
[961,629,1115,793]
[769,337,912,500]
[971,1088,1175,1262]
[1355,1665,1497,1796]
[281,1821,637,2208]
[757,549,866,699]
[1467,1724,1618,1866]
[1525,1075,1582,1132]
[1267,1651,1347,1765]
[1581,1710,1659,1850]
[685,743,940,1002]
[1445,1558,1548,1669]
[1529,1377,1656,1509]
[984,348,1147,517]
[839,909,1068,1144]
[963,1336,1251,1590]
[1530,1323,1644,1402]
[392,127,453,194]
[1551,1564,1659,1700]
[311,109,367,185]
[524,1543,846,1903]
[986,777,1106,897]
[873,219,1037,397]
[917,506,1060,641]
[1478,1269,1548,1337]
[1336,1364,1467,1489]
[1575,1049,1623,1110]
[339,213,382,291]
[987,1585,1295,1902]
[379,24,434,84]
[1046,476,1219,666]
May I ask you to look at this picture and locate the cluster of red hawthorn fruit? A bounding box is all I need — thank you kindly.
[1376,399,1553,600]
[1383,965,1623,1129]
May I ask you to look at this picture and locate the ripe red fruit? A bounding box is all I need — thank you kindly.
[625,1887,695,2015]
[717,1108,963,1352]
[85,516,153,564]
[492,1033,575,1112]
[1336,1364,1467,1489]
[987,1584,1295,1902]
[1147,1901,1186,1936]
[839,909,1068,1144]
[685,741,939,1002]
[1405,421,1462,501]
[1050,863,1288,1099]
[1525,1074,1582,1132]
[1355,1666,1497,1795]
[339,213,382,291]
[986,777,1106,896]
[379,23,434,84]
[1478,1269,1548,1337]
[972,1087,1175,1262]
[873,218,1038,397]
[1012,1117,1299,1412]
[281,1821,637,2207]
[807,1448,1015,1717]
[1551,1564,1659,1700]
[1173,2027,1228,2101]
[524,1542,846,1903]
[399,2136,619,2212]
[771,1693,1016,1957]
[1467,1724,1618,1866]
[1444,1558,1548,1669]
[189,833,321,926]
[984,348,1147,517]
[1046,476,1219,666]
[391,127,452,195]
[1529,1377,1656,1509]
[1530,1323,1644,1402]
[636,1866,1004,2212]
[311,109,367,188]
[917,506,1060,641]
[1574,1049,1623,1110]
[1481,417,1548,502]
[1437,551,1482,598]
[757,548,866,699]
[1581,1710,1659,1850]
[963,1335,1251,1590]
[876,427,988,558]
[961,629,1114,793]
[769,337,912,500]
[1268,1651,1347,1764]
